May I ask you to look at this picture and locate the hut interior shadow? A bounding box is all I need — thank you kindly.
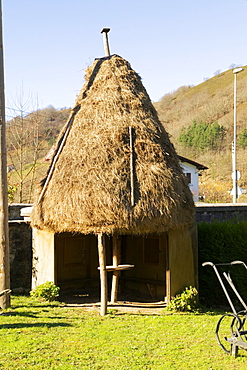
[55,233,167,304]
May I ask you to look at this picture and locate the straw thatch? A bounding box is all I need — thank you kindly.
[31,54,194,235]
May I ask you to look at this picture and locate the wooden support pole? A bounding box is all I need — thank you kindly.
[110,235,121,303]
[129,126,135,207]
[98,233,108,316]
[0,0,10,309]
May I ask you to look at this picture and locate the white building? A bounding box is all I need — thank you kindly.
[178,156,208,202]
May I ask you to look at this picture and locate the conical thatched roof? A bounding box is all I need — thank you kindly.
[31,54,194,235]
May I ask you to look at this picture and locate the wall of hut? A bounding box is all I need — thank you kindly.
[9,203,247,298]
[31,225,198,302]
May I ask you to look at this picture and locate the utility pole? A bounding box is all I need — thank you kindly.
[0,0,10,308]
[232,67,244,203]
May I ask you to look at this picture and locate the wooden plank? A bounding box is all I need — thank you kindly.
[97,264,134,272]
[97,233,107,316]
[0,289,11,297]
[110,235,120,303]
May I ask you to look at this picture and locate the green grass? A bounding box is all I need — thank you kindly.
[0,296,247,369]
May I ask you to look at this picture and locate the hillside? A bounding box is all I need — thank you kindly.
[154,66,247,202]
[6,106,70,203]
[7,67,247,204]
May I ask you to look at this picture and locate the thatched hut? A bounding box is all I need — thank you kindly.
[31,54,197,315]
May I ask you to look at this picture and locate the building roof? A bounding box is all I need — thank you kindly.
[178,156,208,171]
[31,55,194,235]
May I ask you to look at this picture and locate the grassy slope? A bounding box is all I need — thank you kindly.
[154,67,247,202]
[1,296,247,369]
[7,69,247,204]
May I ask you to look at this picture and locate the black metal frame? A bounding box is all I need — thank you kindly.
[203,261,247,357]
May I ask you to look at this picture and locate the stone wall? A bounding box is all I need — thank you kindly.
[9,203,30,221]
[8,204,32,293]
[195,203,247,223]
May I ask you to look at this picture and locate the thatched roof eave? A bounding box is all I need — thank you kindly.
[31,55,194,235]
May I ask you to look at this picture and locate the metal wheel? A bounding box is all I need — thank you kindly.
[215,313,242,354]
[235,310,247,343]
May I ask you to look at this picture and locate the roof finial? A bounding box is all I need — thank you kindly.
[100,28,111,56]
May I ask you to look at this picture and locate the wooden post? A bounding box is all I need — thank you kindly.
[129,126,135,207]
[0,0,10,309]
[165,243,170,304]
[100,28,111,57]
[98,233,108,316]
[110,235,121,303]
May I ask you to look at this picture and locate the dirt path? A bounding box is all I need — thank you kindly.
[60,291,167,315]
[65,300,166,315]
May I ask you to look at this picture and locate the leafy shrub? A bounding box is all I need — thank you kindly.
[178,120,226,150]
[167,286,198,312]
[8,183,18,203]
[30,281,60,302]
[238,128,247,148]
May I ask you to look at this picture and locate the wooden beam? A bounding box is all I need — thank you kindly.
[0,0,10,309]
[97,233,107,316]
[100,28,111,57]
[165,242,170,304]
[129,126,135,207]
[110,235,121,303]
[97,264,134,272]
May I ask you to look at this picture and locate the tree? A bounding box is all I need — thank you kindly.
[6,96,43,203]
[238,128,247,148]
[6,97,70,203]
[7,95,53,203]
[178,120,226,151]
[214,70,221,76]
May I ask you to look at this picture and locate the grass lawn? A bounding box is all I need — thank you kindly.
[0,296,247,369]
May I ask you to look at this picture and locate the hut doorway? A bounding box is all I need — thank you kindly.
[54,232,168,302]
[55,233,100,292]
[121,234,168,301]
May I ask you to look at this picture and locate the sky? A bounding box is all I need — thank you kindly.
[3,0,247,118]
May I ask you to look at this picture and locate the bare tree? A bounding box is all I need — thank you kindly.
[214,70,221,76]
[6,94,69,203]
[7,94,50,203]
[229,64,237,70]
